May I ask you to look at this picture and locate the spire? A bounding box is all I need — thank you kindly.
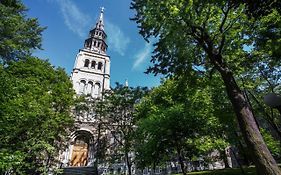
[83,7,108,54]
[96,7,105,31]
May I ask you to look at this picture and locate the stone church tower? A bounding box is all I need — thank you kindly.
[71,7,110,98]
[60,9,111,173]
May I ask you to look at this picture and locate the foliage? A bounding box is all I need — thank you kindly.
[0,57,75,174]
[231,0,281,19]
[131,0,281,173]
[95,83,148,175]
[260,128,281,157]
[134,77,229,173]
[0,0,44,63]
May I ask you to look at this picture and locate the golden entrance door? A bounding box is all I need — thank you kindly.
[70,140,88,166]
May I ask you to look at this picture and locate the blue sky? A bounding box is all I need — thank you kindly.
[22,0,161,88]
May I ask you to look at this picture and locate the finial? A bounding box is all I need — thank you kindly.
[98,7,105,22]
[100,7,105,13]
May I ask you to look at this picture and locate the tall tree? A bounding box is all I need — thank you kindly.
[0,0,44,63]
[97,84,148,175]
[135,77,226,174]
[0,57,75,174]
[131,0,281,174]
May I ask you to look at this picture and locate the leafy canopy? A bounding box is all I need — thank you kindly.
[0,0,44,63]
[0,57,75,174]
[134,77,226,168]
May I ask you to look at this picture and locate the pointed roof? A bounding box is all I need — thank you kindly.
[95,7,105,31]
[83,7,107,53]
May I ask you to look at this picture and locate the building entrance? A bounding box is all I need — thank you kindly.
[70,136,89,166]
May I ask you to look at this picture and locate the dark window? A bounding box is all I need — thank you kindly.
[98,62,102,70]
[85,41,90,48]
[84,59,89,67]
[91,61,96,68]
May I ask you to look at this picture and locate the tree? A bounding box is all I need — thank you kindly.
[97,84,148,175]
[135,77,224,174]
[131,0,281,174]
[0,57,75,174]
[231,0,281,18]
[73,96,109,175]
[0,0,44,63]
[241,66,281,143]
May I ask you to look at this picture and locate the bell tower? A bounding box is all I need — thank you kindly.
[71,8,110,98]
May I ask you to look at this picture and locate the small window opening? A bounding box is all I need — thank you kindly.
[98,62,102,70]
[84,59,89,67]
[91,61,96,68]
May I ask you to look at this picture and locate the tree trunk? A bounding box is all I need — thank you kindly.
[229,147,245,174]
[247,90,281,141]
[217,66,281,175]
[222,150,230,169]
[125,150,132,175]
[236,136,252,166]
[176,147,186,175]
[94,123,102,175]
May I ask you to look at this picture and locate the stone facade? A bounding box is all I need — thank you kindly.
[71,7,110,98]
[60,8,111,170]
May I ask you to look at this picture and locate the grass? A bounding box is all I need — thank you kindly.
[175,164,281,175]
[186,167,255,175]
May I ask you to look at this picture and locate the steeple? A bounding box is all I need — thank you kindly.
[71,7,111,97]
[96,7,104,31]
[83,7,107,54]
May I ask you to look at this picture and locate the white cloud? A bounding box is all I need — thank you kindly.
[106,20,130,56]
[132,42,153,70]
[54,0,91,38]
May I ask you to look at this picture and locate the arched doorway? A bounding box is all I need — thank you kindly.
[70,130,94,167]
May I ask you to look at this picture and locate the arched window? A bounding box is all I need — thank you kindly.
[97,62,102,70]
[84,59,89,67]
[91,61,96,69]
[93,83,101,97]
[84,41,90,49]
[87,81,93,95]
[79,80,86,94]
